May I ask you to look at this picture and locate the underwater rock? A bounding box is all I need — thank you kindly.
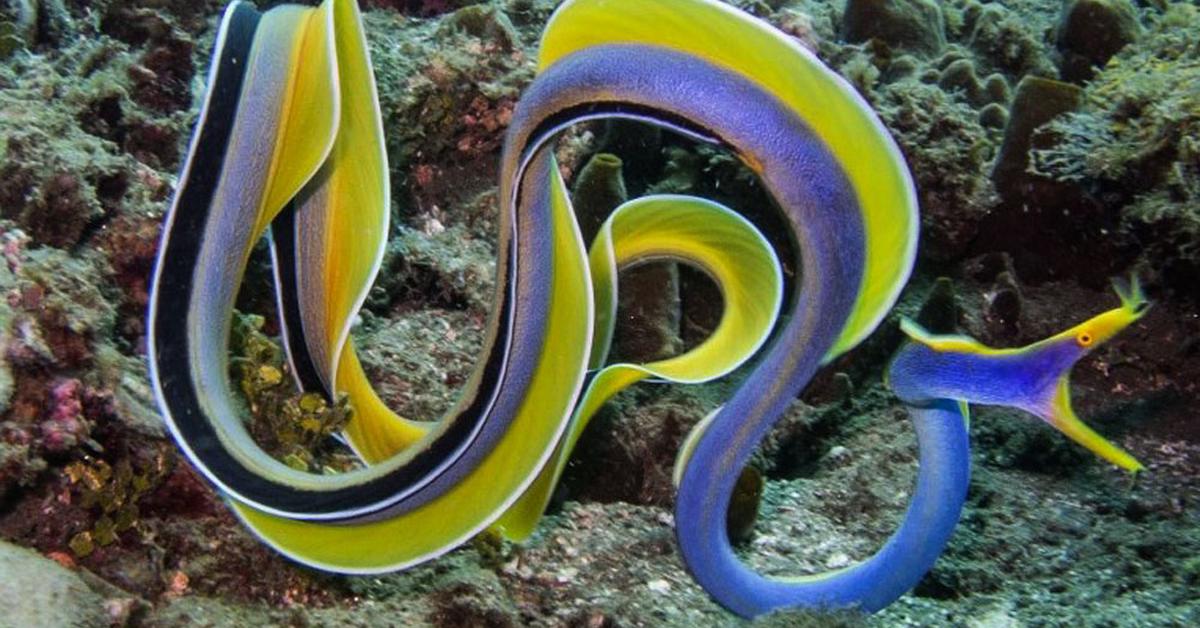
[772,7,824,53]
[838,49,882,95]
[971,406,1091,473]
[572,152,628,243]
[367,8,529,182]
[914,277,959,334]
[573,153,683,363]
[982,72,1010,104]
[0,246,123,497]
[883,53,920,82]
[0,139,106,249]
[991,76,1083,204]
[437,3,521,52]
[370,224,495,314]
[354,309,485,420]
[983,270,1022,340]
[564,388,701,508]
[1030,4,1200,300]
[13,249,116,369]
[762,398,845,480]
[88,347,164,440]
[126,22,196,114]
[0,438,43,502]
[94,213,163,344]
[726,465,764,546]
[429,566,521,627]
[843,0,946,56]
[0,540,109,626]
[937,58,1010,109]
[936,59,977,99]
[965,2,1055,77]
[977,102,1008,130]
[876,80,995,260]
[1056,0,1140,82]
[0,28,187,246]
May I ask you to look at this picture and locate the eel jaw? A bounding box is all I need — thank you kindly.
[1032,374,1144,473]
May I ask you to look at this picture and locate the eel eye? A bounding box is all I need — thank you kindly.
[1077,332,1094,347]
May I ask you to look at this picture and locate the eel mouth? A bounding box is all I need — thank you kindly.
[1034,374,1143,473]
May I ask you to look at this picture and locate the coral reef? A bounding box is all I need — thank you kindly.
[876,78,996,260]
[991,76,1083,204]
[1034,4,1200,300]
[0,539,114,626]
[960,1,1055,78]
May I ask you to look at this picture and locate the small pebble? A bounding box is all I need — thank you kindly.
[827,445,851,463]
[557,567,578,583]
[646,578,671,594]
[825,552,852,569]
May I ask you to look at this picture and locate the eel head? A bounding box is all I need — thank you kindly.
[1024,275,1150,473]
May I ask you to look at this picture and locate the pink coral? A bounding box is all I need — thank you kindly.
[40,378,87,454]
[2,228,30,274]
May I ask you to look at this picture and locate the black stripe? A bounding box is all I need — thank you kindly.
[521,101,721,166]
[269,204,329,396]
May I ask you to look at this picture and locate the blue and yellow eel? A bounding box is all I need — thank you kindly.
[147,0,1150,617]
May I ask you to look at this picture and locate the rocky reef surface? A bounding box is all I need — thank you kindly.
[0,0,1196,626]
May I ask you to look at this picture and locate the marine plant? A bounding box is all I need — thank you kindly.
[147,0,1150,618]
[230,312,355,473]
[64,451,170,557]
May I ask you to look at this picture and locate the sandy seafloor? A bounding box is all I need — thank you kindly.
[0,0,1197,626]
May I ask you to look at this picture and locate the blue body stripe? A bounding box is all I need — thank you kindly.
[890,342,1077,409]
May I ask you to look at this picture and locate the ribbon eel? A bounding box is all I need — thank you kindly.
[150,0,1149,618]
[150,0,595,572]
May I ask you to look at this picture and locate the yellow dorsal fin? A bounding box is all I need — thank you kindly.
[540,0,918,359]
